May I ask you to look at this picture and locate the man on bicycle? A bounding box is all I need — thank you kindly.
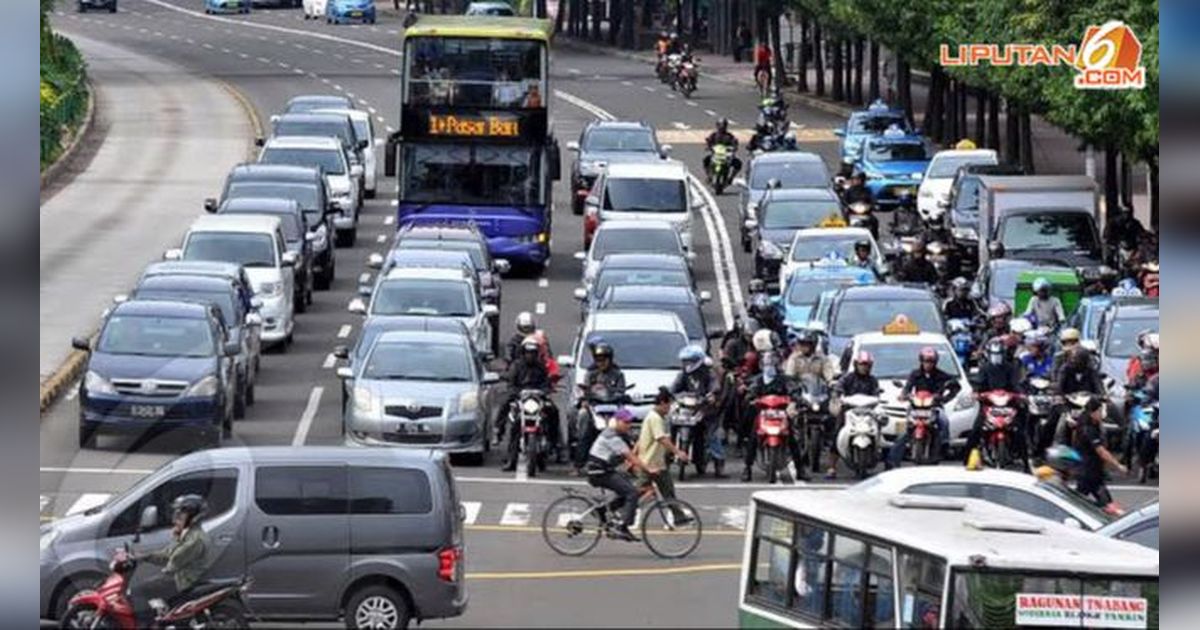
[586,409,648,541]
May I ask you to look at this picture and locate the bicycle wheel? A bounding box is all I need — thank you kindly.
[640,498,702,559]
[542,495,603,556]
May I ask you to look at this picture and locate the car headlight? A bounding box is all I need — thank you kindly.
[459,391,479,414]
[760,241,783,260]
[186,375,220,397]
[353,386,379,416]
[952,392,975,412]
[515,232,550,244]
[579,161,601,177]
[258,282,282,297]
[85,370,116,395]
[952,227,978,242]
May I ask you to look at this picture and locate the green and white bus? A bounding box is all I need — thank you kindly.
[738,490,1158,629]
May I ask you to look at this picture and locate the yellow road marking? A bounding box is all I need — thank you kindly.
[465,562,740,580]
[466,524,744,536]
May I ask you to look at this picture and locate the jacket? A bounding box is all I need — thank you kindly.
[584,365,627,400]
[783,351,836,383]
[505,357,551,393]
[671,363,718,399]
[901,367,961,403]
[834,372,881,397]
[1019,351,1054,380]
[143,525,210,591]
[896,257,939,285]
[977,360,1023,392]
[745,372,796,400]
[943,298,977,321]
[1055,362,1104,396]
[842,185,873,206]
[705,130,739,151]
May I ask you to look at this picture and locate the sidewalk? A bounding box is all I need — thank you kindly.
[39,35,251,387]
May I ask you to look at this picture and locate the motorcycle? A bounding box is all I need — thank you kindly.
[664,53,682,87]
[708,143,734,194]
[577,383,636,457]
[674,58,698,97]
[1126,388,1158,483]
[796,374,830,474]
[512,389,551,477]
[61,543,251,630]
[656,54,672,83]
[835,394,886,479]
[757,98,788,136]
[749,129,797,155]
[844,200,879,239]
[1052,391,1095,447]
[891,202,923,238]
[754,394,794,484]
[978,389,1021,469]
[905,390,941,465]
[947,318,975,370]
[1025,376,1059,460]
[669,392,706,480]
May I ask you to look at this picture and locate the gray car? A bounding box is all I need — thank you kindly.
[733,152,831,230]
[337,328,500,460]
[40,446,467,627]
[567,120,670,214]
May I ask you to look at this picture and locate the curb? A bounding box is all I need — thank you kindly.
[216,78,264,161]
[39,334,96,413]
[40,78,96,192]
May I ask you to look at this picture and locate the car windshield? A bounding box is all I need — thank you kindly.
[184,232,276,268]
[860,342,958,379]
[592,229,680,259]
[595,269,689,296]
[135,290,236,325]
[601,301,703,340]
[372,279,475,317]
[272,120,355,148]
[790,235,871,262]
[226,182,321,224]
[585,128,656,152]
[97,315,215,358]
[286,98,351,113]
[866,141,930,162]
[750,161,829,189]
[928,154,996,178]
[580,331,686,370]
[833,299,942,336]
[1103,315,1159,359]
[761,200,842,230]
[786,275,871,307]
[363,341,473,381]
[398,239,486,269]
[849,113,907,134]
[603,178,686,212]
[260,147,345,175]
[224,211,303,242]
[1001,213,1099,253]
[401,143,541,206]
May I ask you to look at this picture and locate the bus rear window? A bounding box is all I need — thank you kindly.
[948,571,1158,629]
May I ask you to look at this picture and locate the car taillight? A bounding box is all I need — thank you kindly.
[437,546,462,582]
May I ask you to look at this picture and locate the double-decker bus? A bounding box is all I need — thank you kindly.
[384,16,560,269]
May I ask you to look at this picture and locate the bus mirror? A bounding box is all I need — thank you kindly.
[383,132,400,177]
[548,141,562,181]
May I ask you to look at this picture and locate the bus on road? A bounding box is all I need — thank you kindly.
[738,489,1158,628]
[385,16,560,271]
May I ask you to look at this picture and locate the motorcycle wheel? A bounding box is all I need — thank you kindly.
[768,445,788,484]
[851,448,869,480]
[682,82,694,98]
[60,603,111,630]
[524,435,538,478]
[807,426,823,473]
[992,440,1010,470]
[205,601,249,629]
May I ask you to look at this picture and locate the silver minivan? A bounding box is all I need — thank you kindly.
[40,447,467,628]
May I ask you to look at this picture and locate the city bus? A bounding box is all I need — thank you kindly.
[738,489,1158,628]
[384,16,560,270]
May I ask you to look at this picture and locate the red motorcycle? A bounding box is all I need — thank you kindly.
[979,390,1021,469]
[906,390,941,466]
[754,394,793,484]
[61,543,251,629]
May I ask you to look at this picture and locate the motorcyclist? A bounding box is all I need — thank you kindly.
[505,311,537,364]
[1019,331,1055,380]
[1050,346,1107,450]
[667,31,683,55]
[1051,327,1084,379]
[671,344,726,477]
[1125,331,1159,391]
[783,329,836,383]
[943,277,977,321]
[740,351,803,482]
[842,171,873,207]
[828,351,881,478]
[964,339,1029,469]
[978,302,1013,355]
[747,121,774,153]
[501,336,559,471]
[886,347,960,468]
[1103,204,1146,254]
[747,278,783,336]
[655,31,671,57]
[849,239,875,270]
[1022,277,1066,331]
[719,315,752,366]
[134,495,211,624]
[573,341,628,473]
[894,240,940,285]
[703,118,742,180]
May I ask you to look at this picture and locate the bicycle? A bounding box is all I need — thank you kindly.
[541,480,703,559]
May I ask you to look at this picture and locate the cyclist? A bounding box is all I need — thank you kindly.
[585,408,649,541]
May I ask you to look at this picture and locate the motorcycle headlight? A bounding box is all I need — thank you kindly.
[760,241,783,259]
[185,375,220,397]
[849,202,870,215]
[459,391,480,414]
[927,242,945,256]
[258,281,282,297]
[952,392,974,412]
[521,397,540,415]
[85,370,116,395]
[353,386,379,416]
[952,227,978,242]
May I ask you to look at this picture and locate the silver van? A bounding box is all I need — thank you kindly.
[40,447,467,628]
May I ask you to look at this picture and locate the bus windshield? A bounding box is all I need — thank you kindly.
[405,36,546,109]
[401,144,542,207]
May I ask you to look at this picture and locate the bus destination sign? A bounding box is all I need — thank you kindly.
[428,113,520,138]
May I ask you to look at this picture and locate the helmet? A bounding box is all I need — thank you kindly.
[954,138,977,150]
[1059,327,1081,344]
[918,346,938,363]
[716,117,729,132]
[1009,317,1033,336]
[515,311,536,335]
[851,170,866,181]
[678,344,706,368]
[1025,331,1048,348]
[748,278,766,294]
[521,335,540,355]
[1044,445,1084,475]
[854,239,871,252]
[171,494,208,524]
[793,329,817,346]
[1138,331,1159,352]
[853,351,874,366]
[950,276,970,292]
[987,302,1012,320]
[1032,277,1050,293]
[1117,277,1139,292]
[591,341,613,359]
[752,329,776,352]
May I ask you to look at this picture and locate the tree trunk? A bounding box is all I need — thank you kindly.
[852,37,864,105]
[798,17,809,92]
[974,89,985,145]
[898,60,913,123]
[770,10,786,88]
[925,66,943,143]
[1005,99,1020,165]
[844,39,853,102]
[1119,153,1134,206]
[868,41,879,101]
[959,85,969,141]
[622,0,635,49]
[590,0,601,40]
[1104,144,1119,212]
[831,35,843,101]
[813,22,825,97]
[1019,109,1034,173]
[1149,159,1158,231]
[987,93,1001,152]
[946,80,958,143]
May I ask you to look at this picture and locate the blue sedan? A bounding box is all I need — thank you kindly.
[204,0,249,14]
[327,0,375,23]
[859,126,933,207]
[834,100,911,165]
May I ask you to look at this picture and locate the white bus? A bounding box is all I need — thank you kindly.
[738,490,1158,629]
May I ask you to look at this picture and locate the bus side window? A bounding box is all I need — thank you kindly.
[898,551,945,629]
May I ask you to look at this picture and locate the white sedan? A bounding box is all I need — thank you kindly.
[851,467,1118,531]
[302,0,328,19]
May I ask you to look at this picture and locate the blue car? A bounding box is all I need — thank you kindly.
[859,126,933,208]
[204,0,249,14]
[327,0,375,23]
[74,300,240,450]
[834,100,911,165]
[775,260,877,331]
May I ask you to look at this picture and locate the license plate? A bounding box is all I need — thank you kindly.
[129,405,166,419]
[396,423,427,434]
[350,10,362,16]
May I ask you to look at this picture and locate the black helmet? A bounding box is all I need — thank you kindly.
[793,329,817,346]
[592,341,613,359]
[171,494,208,524]
[748,278,766,294]
[854,239,871,252]
[716,118,729,132]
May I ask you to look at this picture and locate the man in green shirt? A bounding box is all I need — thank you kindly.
[636,389,693,523]
[136,495,212,622]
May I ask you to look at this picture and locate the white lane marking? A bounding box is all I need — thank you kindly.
[238,52,249,58]
[687,101,699,107]
[554,90,614,122]
[537,278,549,288]
[40,495,50,513]
[374,137,384,146]
[368,106,378,115]
[499,503,531,526]
[277,61,290,68]
[322,353,337,369]
[374,63,385,69]
[665,93,677,100]
[321,77,331,84]
[346,92,356,99]
[293,68,305,75]
[689,175,746,324]
[390,69,401,76]
[704,109,717,116]
[375,116,385,124]
[384,215,395,225]
[40,467,155,475]
[376,234,387,243]
[642,86,656,92]
[66,494,111,517]
[671,121,691,130]
[337,324,352,338]
[292,386,324,446]
[461,501,482,525]
[567,68,581,74]
[621,80,633,86]
[358,272,372,284]
[220,47,231,53]
[257,56,271,63]
[728,119,740,125]
[386,125,396,133]
[719,507,748,530]
[333,84,343,91]
[65,386,79,401]
[535,302,546,315]
[690,177,732,327]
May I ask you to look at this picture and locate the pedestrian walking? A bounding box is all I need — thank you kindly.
[734,22,751,63]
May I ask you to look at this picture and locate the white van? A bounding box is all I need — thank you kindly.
[585,160,695,251]
[167,214,297,348]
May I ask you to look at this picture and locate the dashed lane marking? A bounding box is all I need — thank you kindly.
[292,386,324,446]
[499,503,531,526]
[720,507,748,530]
[671,121,690,130]
[535,302,546,315]
[384,215,394,225]
[461,501,482,525]
[642,86,655,92]
[358,272,372,284]
[376,234,387,243]
[337,324,352,338]
[537,278,548,288]
[322,353,336,369]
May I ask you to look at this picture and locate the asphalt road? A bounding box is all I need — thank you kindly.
[41,3,1158,626]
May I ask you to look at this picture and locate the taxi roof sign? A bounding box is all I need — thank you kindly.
[883,124,906,138]
[882,314,920,335]
[817,213,849,228]
[868,99,890,112]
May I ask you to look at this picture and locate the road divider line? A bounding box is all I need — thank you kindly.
[535,302,546,315]
[463,563,741,580]
[358,272,371,284]
[690,176,747,321]
[337,324,352,338]
[292,386,324,446]
[537,278,548,288]
[384,215,394,225]
[376,234,387,243]
[692,177,732,327]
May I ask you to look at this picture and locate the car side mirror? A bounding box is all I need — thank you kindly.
[348,298,367,314]
[744,219,758,230]
[660,144,673,157]
[768,178,782,190]
[482,304,500,317]
[350,164,364,178]
[566,141,580,153]
[71,336,91,352]
[584,196,599,209]
[493,259,511,274]
[281,251,298,267]
[254,137,265,147]
[699,290,712,303]
[204,198,218,213]
[357,285,373,297]
[113,294,128,304]
[988,241,1005,259]
[269,114,280,125]
[1062,517,1083,529]
[366,252,384,270]
[358,139,369,151]
[482,371,501,384]
[163,248,182,261]
[573,287,587,301]
[557,355,575,368]
[245,312,263,327]
[574,251,587,261]
[139,505,159,531]
[336,366,354,380]
[833,129,845,137]
[333,345,350,360]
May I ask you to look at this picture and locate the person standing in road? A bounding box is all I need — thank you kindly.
[635,389,692,520]
[1073,397,1127,512]
[586,409,648,541]
[734,22,751,63]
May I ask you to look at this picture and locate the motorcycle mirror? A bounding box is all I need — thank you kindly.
[891,379,905,389]
[557,355,575,368]
[660,144,673,157]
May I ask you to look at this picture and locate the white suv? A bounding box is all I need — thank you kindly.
[585,160,695,251]
[917,148,997,222]
[258,135,362,247]
[313,107,378,199]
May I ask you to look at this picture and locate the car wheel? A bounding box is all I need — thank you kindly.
[109,4,116,12]
[78,424,97,449]
[246,379,256,406]
[346,585,411,630]
[335,228,356,248]
[233,378,247,419]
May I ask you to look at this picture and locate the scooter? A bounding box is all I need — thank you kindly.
[576,383,636,460]
[512,389,551,477]
[948,318,975,369]
[61,542,251,630]
[675,58,698,97]
[835,394,885,479]
[669,392,706,480]
[844,200,879,239]
[708,144,734,194]
[1126,388,1158,483]
[978,389,1021,469]
[905,390,941,465]
[754,394,793,484]
[664,53,682,87]
[796,375,830,474]
[1025,376,1058,461]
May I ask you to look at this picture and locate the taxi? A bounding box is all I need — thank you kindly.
[845,316,977,450]
[833,99,912,165]
[774,257,876,331]
[777,226,884,291]
[858,125,933,208]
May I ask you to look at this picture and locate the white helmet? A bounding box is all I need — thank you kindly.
[515,311,535,335]
[752,329,776,353]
